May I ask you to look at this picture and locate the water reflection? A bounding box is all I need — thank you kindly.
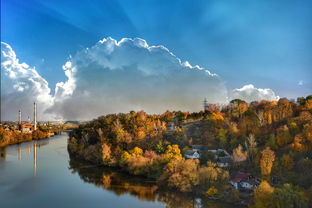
[69,156,234,208]
[1,135,237,208]
[0,139,51,176]
[0,147,6,159]
[33,142,37,176]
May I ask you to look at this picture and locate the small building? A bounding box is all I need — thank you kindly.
[240,181,256,190]
[230,172,257,190]
[191,145,204,152]
[217,157,231,167]
[184,150,200,159]
[20,122,34,133]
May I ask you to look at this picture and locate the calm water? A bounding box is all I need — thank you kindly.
[0,133,236,208]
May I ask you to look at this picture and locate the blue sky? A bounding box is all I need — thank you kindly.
[1,0,312,99]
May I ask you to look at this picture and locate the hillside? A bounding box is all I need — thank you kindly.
[68,95,312,207]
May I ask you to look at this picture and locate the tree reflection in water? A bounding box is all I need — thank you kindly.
[68,156,236,208]
[0,147,6,159]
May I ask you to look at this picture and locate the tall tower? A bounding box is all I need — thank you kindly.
[18,110,22,124]
[203,98,209,111]
[34,102,37,131]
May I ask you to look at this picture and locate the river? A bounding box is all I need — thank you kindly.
[0,133,238,208]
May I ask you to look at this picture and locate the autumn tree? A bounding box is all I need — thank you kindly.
[303,122,312,148]
[232,144,247,163]
[112,119,132,146]
[230,99,248,118]
[198,161,229,190]
[276,125,292,147]
[164,144,182,160]
[206,186,218,196]
[130,147,143,157]
[252,180,274,208]
[260,147,275,176]
[159,158,199,192]
[101,143,112,165]
[246,134,257,163]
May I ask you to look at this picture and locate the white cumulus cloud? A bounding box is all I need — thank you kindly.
[47,37,227,120]
[1,42,54,121]
[231,84,279,102]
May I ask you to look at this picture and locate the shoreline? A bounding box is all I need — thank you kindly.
[68,151,249,207]
[0,130,64,147]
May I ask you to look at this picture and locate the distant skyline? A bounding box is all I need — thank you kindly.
[1,0,312,120]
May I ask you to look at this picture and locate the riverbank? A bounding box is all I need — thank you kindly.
[68,154,243,208]
[0,128,58,147]
[0,133,236,208]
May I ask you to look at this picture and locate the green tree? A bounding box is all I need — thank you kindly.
[272,184,308,208]
[280,154,294,170]
[155,140,166,154]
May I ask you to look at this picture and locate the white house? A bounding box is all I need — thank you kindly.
[240,181,254,190]
[184,150,200,159]
[230,172,257,190]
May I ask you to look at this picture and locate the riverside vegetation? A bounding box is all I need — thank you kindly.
[68,95,312,207]
[0,128,49,147]
[0,123,76,147]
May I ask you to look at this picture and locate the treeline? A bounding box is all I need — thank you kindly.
[69,111,231,199]
[68,95,312,207]
[0,128,49,147]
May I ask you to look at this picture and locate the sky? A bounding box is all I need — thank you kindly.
[1,0,312,120]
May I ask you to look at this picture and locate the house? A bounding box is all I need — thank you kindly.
[21,122,33,133]
[191,145,204,152]
[240,181,256,190]
[230,172,256,190]
[217,156,231,167]
[183,145,204,159]
[184,150,200,159]
[206,148,231,161]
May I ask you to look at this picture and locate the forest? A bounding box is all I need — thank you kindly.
[68,95,312,207]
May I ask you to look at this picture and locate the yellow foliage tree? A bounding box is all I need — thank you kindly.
[232,144,247,162]
[120,151,131,166]
[102,143,111,161]
[206,186,218,196]
[211,112,224,121]
[260,147,275,176]
[252,180,274,208]
[130,147,143,157]
[135,127,146,140]
[165,144,182,160]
